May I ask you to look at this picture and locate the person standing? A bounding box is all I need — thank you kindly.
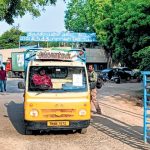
[0,66,7,92]
[88,65,102,114]
[32,69,53,89]
[77,50,86,62]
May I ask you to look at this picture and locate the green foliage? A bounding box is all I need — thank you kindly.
[95,0,150,68]
[115,1,149,65]
[133,46,150,70]
[0,0,60,24]
[65,0,150,69]
[65,0,95,32]
[0,26,23,49]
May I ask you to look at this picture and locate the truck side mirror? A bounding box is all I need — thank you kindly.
[18,82,25,89]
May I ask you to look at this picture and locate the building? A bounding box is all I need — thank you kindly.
[86,48,107,70]
[0,48,25,62]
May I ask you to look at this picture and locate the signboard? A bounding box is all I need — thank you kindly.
[19,36,96,42]
[19,32,97,42]
[26,32,96,37]
[36,50,73,60]
[12,52,24,71]
[35,49,87,63]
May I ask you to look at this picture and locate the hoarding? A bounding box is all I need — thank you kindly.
[19,32,97,42]
[12,52,24,71]
[26,32,96,37]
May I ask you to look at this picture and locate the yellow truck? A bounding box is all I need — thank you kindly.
[18,47,91,134]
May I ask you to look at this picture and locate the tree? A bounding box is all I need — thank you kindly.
[65,0,150,69]
[65,0,113,66]
[95,0,150,68]
[133,46,150,70]
[0,26,24,49]
[0,0,62,24]
[65,0,96,32]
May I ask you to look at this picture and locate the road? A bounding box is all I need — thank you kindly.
[0,78,149,150]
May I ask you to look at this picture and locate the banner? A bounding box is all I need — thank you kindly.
[19,32,97,42]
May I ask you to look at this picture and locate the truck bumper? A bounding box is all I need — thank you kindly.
[25,120,90,131]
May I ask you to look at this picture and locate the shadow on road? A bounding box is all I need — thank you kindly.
[91,115,150,150]
[4,101,25,135]
[99,102,142,119]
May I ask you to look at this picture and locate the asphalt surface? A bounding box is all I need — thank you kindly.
[0,78,149,150]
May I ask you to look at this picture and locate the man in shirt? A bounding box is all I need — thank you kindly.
[88,65,102,115]
[78,50,86,62]
[0,66,7,92]
[71,49,86,62]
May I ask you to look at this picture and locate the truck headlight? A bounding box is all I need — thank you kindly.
[30,109,39,117]
[79,109,87,116]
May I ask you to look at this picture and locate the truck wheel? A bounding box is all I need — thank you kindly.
[78,128,87,134]
[114,78,120,84]
[8,71,13,78]
[25,128,33,135]
[126,76,131,81]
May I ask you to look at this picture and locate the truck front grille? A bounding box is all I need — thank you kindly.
[41,109,76,118]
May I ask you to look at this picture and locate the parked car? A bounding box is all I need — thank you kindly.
[100,68,131,83]
[117,67,134,77]
[100,68,114,81]
[114,68,132,80]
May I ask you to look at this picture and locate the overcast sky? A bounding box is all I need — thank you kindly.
[0,1,66,35]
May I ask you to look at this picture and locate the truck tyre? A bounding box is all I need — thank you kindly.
[8,71,13,78]
[126,76,131,81]
[78,128,87,134]
[114,78,120,84]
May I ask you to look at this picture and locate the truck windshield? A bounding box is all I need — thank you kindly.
[28,66,87,92]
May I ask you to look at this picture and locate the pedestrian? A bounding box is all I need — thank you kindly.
[71,49,86,62]
[78,50,86,62]
[0,66,7,92]
[88,64,102,114]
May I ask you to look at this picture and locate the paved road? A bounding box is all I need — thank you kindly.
[98,80,142,97]
[0,78,149,150]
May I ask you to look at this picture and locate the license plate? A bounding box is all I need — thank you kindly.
[47,121,69,127]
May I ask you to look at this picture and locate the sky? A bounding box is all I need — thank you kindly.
[0,1,66,35]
